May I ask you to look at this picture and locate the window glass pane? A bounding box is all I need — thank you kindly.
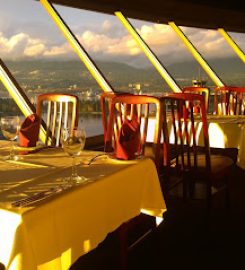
[1,0,245,139]
[0,81,22,139]
[0,0,102,136]
[180,26,245,88]
[56,7,162,94]
[226,32,245,51]
[129,19,200,92]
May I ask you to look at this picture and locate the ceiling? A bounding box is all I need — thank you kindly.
[43,0,245,33]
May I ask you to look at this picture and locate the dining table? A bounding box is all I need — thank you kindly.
[0,141,166,270]
[196,115,245,169]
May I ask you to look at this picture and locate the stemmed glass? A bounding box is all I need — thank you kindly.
[61,127,86,186]
[0,116,20,160]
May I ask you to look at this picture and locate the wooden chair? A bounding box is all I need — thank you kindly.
[214,86,245,115]
[36,93,79,147]
[101,93,164,269]
[161,93,234,208]
[104,93,163,171]
[182,86,210,112]
[100,91,131,142]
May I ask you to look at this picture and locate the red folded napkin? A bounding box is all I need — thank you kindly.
[19,113,40,148]
[115,118,141,160]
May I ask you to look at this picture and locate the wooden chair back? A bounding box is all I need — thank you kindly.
[104,94,163,170]
[36,93,79,147]
[182,86,210,112]
[100,92,131,138]
[214,86,245,115]
[161,93,211,176]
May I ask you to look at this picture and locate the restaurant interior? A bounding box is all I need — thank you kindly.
[0,0,245,270]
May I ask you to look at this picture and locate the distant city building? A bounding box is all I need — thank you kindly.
[128,83,142,94]
[192,79,207,87]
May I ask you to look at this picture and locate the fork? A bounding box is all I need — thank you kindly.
[81,153,108,166]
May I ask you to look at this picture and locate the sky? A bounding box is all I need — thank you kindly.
[0,0,245,67]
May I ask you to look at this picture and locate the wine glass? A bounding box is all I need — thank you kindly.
[61,128,86,185]
[0,116,20,160]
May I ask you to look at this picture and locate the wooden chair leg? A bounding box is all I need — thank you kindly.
[118,223,129,270]
[183,175,188,201]
[225,187,230,208]
[188,174,196,199]
[225,176,230,209]
[206,181,212,209]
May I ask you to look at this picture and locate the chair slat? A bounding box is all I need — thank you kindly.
[52,101,57,138]
[64,101,69,129]
[214,86,245,115]
[36,94,79,146]
[46,101,52,146]
[56,102,63,147]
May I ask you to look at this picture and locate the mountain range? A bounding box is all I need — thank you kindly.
[0,57,244,94]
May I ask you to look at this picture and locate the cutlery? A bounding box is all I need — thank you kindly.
[81,153,107,166]
[11,186,63,207]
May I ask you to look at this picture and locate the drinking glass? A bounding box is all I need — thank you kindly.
[61,128,86,185]
[0,116,20,160]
